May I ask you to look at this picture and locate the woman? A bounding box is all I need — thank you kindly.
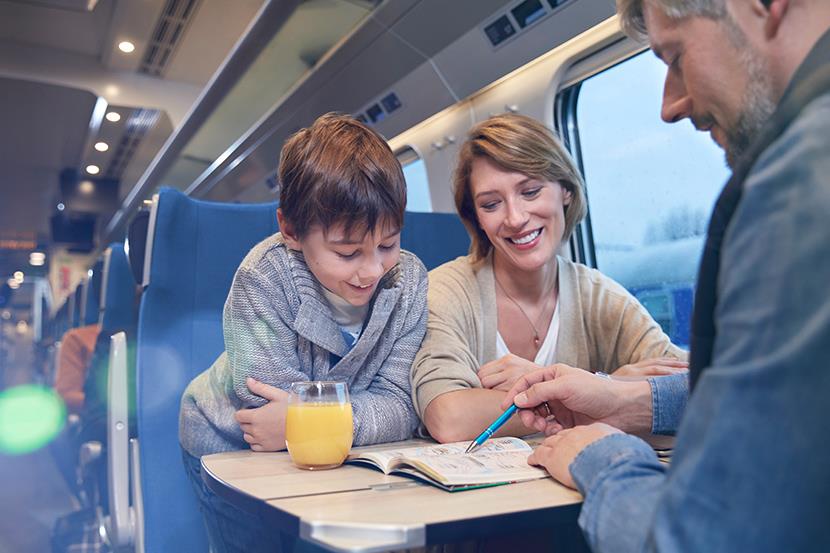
[412,114,687,443]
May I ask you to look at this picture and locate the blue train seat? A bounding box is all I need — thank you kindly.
[75,244,140,503]
[70,285,83,328]
[108,187,279,552]
[401,210,470,270]
[98,243,139,335]
[79,259,104,327]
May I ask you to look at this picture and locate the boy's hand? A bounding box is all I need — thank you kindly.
[234,378,289,452]
[478,354,544,391]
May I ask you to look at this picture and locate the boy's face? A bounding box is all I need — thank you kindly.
[284,220,401,306]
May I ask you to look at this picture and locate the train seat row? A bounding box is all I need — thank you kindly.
[49,187,469,551]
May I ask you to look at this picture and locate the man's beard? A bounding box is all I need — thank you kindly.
[722,30,777,168]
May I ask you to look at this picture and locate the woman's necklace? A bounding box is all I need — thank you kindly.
[494,274,556,349]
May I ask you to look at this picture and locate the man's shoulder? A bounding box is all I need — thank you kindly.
[752,93,830,182]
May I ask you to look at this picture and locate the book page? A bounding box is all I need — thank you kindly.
[405,440,546,486]
[352,437,531,471]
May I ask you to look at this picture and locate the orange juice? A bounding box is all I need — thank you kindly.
[285,402,353,469]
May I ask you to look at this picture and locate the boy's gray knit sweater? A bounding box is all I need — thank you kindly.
[179,233,427,457]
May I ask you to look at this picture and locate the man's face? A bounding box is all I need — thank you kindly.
[645,2,776,167]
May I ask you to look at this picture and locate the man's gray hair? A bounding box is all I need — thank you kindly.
[616,0,727,41]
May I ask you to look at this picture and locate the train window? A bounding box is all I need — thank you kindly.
[560,51,730,347]
[396,147,432,213]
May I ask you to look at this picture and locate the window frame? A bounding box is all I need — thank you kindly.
[553,39,647,268]
[395,145,433,213]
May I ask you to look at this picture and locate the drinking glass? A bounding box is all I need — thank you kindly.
[285,381,353,470]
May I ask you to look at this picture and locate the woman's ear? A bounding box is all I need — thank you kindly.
[277,209,302,250]
[562,186,573,206]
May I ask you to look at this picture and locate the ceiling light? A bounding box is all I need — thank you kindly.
[105,111,121,122]
[57,203,65,211]
[16,320,28,334]
[1,311,10,320]
[118,41,135,53]
[13,271,23,283]
[29,252,45,266]
[94,142,109,152]
[7,279,19,290]
[85,165,100,175]
[79,180,95,194]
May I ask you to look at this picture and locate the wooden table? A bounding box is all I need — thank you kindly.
[202,440,584,552]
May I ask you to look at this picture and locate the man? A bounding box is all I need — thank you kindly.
[504,0,830,550]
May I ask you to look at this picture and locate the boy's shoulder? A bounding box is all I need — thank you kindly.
[397,249,428,285]
[237,232,290,274]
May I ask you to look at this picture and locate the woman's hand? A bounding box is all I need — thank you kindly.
[614,357,688,378]
[478,353,544,391]
[234,378,289,452]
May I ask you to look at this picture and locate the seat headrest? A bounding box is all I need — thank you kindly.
[127,209,151,286]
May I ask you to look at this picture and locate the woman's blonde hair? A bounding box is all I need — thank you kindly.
[453,113,586,260]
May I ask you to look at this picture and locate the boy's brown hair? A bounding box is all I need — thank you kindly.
[278,113,406,239]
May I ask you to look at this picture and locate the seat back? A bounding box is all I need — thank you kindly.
[401,211,470,270]
[136,187,278,552]
[69,285,82,328]
[80,260,104,326]
[99,243,139,334]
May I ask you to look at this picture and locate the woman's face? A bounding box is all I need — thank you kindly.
[470,156,571,273]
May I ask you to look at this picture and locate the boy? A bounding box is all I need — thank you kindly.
[179,113,427,552]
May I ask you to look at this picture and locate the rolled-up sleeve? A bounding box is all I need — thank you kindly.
[649,372,689,435]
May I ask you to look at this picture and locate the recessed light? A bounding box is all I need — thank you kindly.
[29,252,46,266]
[13,271,24,283]
[57,203,65,211]
[94,142,109,152]
[85,165,100,175]
[7,279,19,290]
[105,111,121,122]
[118,41,135,53]
[79,180,95,194]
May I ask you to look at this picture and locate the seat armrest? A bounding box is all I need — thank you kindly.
[104,331,134,548]
[78,440,102,469]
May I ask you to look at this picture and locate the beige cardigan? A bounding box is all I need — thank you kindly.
[411,253,686,418]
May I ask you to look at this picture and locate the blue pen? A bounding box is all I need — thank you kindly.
[464,404,519,454]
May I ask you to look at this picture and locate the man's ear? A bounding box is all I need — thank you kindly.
[760,0,789,39]
[276,209,302,250]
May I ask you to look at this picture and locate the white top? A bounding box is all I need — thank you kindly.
[321,286,370,346]
[496,301,560,365]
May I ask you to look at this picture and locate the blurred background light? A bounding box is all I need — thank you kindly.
[0,385,66,455]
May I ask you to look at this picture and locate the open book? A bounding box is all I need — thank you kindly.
[347,437,548,492]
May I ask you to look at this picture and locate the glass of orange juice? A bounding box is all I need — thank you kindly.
[285,381,353,470]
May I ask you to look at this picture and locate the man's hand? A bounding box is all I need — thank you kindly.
[478,353,544,391]
[234,378,290,452]
[528,423,621,489]
[614,357,688,378]
[502,364,654,435]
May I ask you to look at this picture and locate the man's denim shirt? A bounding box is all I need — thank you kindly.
[568,94,830,552]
